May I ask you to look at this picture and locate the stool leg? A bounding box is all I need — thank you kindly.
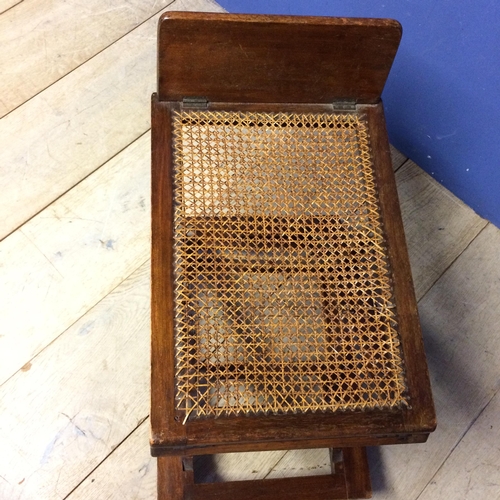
[341,447,372,498]
[157,455,194,500]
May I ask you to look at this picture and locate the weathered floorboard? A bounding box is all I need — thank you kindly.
[0,261,150,499]
[0,0,174,117]
[0,0,224,241]
[418,387,500,500]
[390,145,407,171]
[396,161,487,300]
[66,420,156,500]
[0,133,151,386]
[0,0,22,15]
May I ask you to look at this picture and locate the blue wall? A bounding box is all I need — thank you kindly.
[218,0,500,228]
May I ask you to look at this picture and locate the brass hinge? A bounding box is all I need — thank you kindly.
[332,100,357,112]
[182,97,209,109]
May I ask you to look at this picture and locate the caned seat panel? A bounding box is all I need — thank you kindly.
[171,110,408,420]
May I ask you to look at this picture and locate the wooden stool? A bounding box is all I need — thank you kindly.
[151,12,436,499]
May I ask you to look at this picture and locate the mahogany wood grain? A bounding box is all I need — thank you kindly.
[190,475,347,500]
[152,426,428,457]
[157,12,402,104]
[151,95,186,448]
[157,455,190,500]
[365,104,436,433]
[342,448,372,498]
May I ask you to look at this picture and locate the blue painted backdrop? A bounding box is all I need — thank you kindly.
[217,0,500,228]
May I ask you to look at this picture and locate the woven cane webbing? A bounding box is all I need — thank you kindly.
[171,110,408,419]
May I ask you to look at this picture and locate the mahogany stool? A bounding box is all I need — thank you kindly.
[151,12,436,499]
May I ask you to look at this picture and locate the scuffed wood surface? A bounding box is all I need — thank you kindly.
[66,421,156,500]
[0,261,150,499]
[0,133,151,386]
[266,449,332,479]
[157,12,402,104]
[195,450,287,483]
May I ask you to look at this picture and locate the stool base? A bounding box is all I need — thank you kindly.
[158,447,371,500]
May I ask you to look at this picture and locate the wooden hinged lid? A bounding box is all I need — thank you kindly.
[157,12,402,104]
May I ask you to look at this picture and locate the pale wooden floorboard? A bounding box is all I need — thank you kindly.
[265,449,332,479]
[1,0,499,498]
[419,388,500,500]
[65,421,156,500]
[0,262,150,499]
[0,0,175,118]
[0,133,151,386]
[194,451,288,483]
[0,0,22,15]
[396,160,487,299]
[64,420,288,500]
[0,0,224,241]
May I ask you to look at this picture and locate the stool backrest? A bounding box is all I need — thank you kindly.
[157,12,402,104]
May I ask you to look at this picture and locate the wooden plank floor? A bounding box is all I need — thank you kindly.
[1,1,499,498]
